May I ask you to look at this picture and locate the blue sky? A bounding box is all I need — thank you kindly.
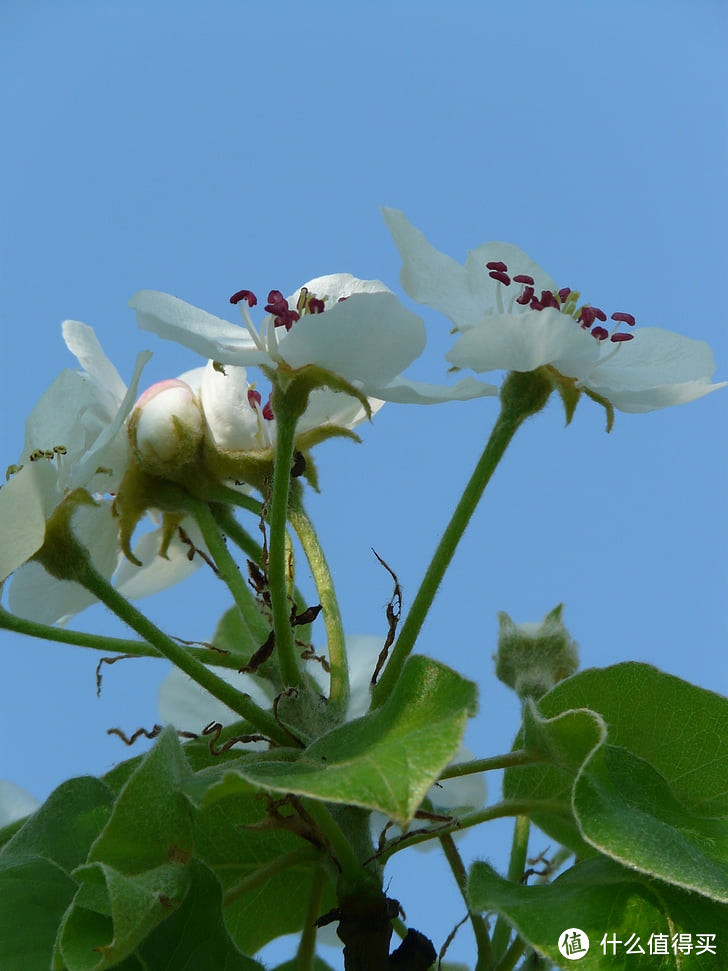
[1,1,726,966]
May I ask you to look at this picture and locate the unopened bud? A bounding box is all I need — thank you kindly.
[129,379,204,476]
[495,604,578,701]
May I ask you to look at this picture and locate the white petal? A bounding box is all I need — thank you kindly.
[298,388,385,433]
[278,290,426,386]
[447,309,599,379]
[589,327,720,389]
[288,273,392,305]
[199,363,261,450]
[114,520,205,600]
[130,290,271,365]
[62,320,127,402]
[158,664,270,734]
[367,375,498,404]
[22,369,101,460]
[8,501,121,623]
[0,462,57,582]
[345,635,385,719]
[0,780,40,827]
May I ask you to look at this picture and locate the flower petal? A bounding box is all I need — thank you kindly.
[447,309,599,379]
[62,319,127,403]
[114,519,205,600]
[130,290,271,365]
[158,664,271,734]
[199,362,261,450]
[0,462,57,582]
[278,290,426,386]
[366,374,499,404]
[0,780,40,827]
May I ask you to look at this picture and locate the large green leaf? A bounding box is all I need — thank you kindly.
[0,777,114,873]
[186,656,477,825]
[505,664,728,897]
[469,857,726,970]
[55,861,190,971]
[89,727,195,873]
[0,856,77,971]
[135,859,263,970]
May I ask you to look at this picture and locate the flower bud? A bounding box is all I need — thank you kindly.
[128,379,204,477]
[495,604,578,701]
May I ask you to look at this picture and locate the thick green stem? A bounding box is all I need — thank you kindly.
[492,816,531,963]
[439,750,542,781]
[289,493,348,712]
[371,371,551,710]
[297,865,328,971]
[302,799,370,887]
[72,556,293,746]
[440,833,493,971]
[268,387,304,688]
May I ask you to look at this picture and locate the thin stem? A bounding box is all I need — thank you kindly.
[492,816,530,963]
[289,493,348,712]
[376,799,570,864]
[204,481,263,517]
[297,865,328,971]
[188,500,259,644]
[268,389,303,688]
[495,936,527,971]
[223,847,319,906]
[370,404,530,710]
[302,799,369,887]
[74,557,294,746]
[439,750,542,780]
[439,833,493,971]
[0,605,242,670]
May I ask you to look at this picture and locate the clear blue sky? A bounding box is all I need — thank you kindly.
[1,1,726,966]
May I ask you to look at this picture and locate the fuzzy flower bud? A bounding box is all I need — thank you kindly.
[129,379,204,476]
[494,604,578,700]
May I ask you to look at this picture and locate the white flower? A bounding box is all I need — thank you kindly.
[130,274,496,405]
[383,209,726,413]
[1,324,203,624]
[0,780,40,828]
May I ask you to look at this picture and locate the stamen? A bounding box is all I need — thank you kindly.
[513,274,535,285]
[308,297,325,314]
[247,389,262,409]
[486,261,508,272]
[611,312,636,327]
[558,288,571,303]
[262,399,274,420]
[489,270,511,285]
[230,289,257,307]
[591,326,609,341]
[516,286,534,306]
[610,332,634,342]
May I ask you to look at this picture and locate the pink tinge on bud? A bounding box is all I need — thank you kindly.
[133,379,203,463]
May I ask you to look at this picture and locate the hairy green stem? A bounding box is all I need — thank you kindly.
[440,833,493,970]
[0,605,246,670]
[289,492,348,712]
[268,389,304,688]
[439,750,542,780]
[297,865,328,970]
[73,557,293,746]
[371,371,551,710]
[302,799,370,886]
[492,816,531,962]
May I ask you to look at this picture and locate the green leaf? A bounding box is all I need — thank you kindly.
[505,664,728,897]
[0,856,77,971]
[135,859,263,970]
[0,776,114,872]
[56,862,190,971]
[193,789,335,954]
[187,656,477,825]
[89,727,195,873]
[468,856,727,970]
[273,959,336,971]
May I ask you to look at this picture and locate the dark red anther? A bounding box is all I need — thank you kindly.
[611,312,636,326]
[513,274,535,285]
[308,297,325,314]
[489,270,511,285]
[230,289,257,306]
[591,326,609,341]
[516,286,534,306]
[592,307,607,322]
[578,307,597,327]
[337,296,349,302]
[262,399,274,420]
[610,332,634,342]
[247,389,262,409]
[530,296,543,311]
[558,288,572,303]
[539,290,560,310]
[486,261,508,272]
[265,290,300,330]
